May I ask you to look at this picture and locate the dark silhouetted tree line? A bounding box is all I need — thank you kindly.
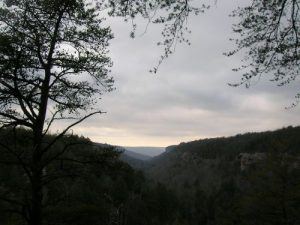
[0,128,181,225]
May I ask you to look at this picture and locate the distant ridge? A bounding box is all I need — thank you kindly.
[122,149,151,161]
[123,146,165,157]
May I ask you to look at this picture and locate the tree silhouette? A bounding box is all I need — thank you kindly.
[227,0,300,104]
[0,0,206,225]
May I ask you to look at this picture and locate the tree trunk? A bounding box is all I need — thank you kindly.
[28,60,51,225]
[30,168,43,225]
[27,143,43,225]
[29,130,44,225]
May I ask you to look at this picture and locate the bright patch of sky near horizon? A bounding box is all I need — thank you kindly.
[55,1,300,147]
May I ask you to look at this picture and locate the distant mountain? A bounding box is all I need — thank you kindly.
[123,146,165,157]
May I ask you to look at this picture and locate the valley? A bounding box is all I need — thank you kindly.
[1,126,300,225]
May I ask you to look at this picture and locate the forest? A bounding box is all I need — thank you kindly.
[0,0,300,225]
[1,126,299,225]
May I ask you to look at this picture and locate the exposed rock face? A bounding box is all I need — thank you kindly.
[238,153,265,171]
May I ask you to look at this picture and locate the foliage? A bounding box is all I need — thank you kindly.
[1,127,300,225]
[0,0,114,128]
[0,1,207,224]
[173,126,300,159]
[239,153,300,225]
[227,0,300,103]
[147,126,300,225]
[0,128,119,224]
[0,0,207,133]
[105,0,209,72]
[0,128,180,225]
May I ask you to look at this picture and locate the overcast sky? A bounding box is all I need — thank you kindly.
[64,1,300,147]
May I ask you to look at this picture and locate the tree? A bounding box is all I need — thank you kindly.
[0,0,205,225]
[227,0,300,104]
[239,151,300,225]
[0,128,121,225]
[0,1,114,224]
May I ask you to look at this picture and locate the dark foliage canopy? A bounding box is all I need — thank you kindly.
[0,0,114,131]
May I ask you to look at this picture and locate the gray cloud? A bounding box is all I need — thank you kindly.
[53,0,300,147]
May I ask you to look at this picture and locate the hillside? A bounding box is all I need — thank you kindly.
[1,127,299,225]
[145,126,300,193]
[0,129,175,225]
[93,144,151,168]
[141,126,300,225]
[119,148,150,169]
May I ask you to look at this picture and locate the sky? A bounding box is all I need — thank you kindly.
[64,1,300,147]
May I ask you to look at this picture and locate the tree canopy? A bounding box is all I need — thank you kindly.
[228,0,300,103]
[0,1,206,225]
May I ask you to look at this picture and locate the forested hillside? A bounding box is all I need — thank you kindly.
[145,126,300,225]
[0,128,176,225]
[1,126,300,225]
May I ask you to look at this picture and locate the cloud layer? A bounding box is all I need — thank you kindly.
[58,1,300,147]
